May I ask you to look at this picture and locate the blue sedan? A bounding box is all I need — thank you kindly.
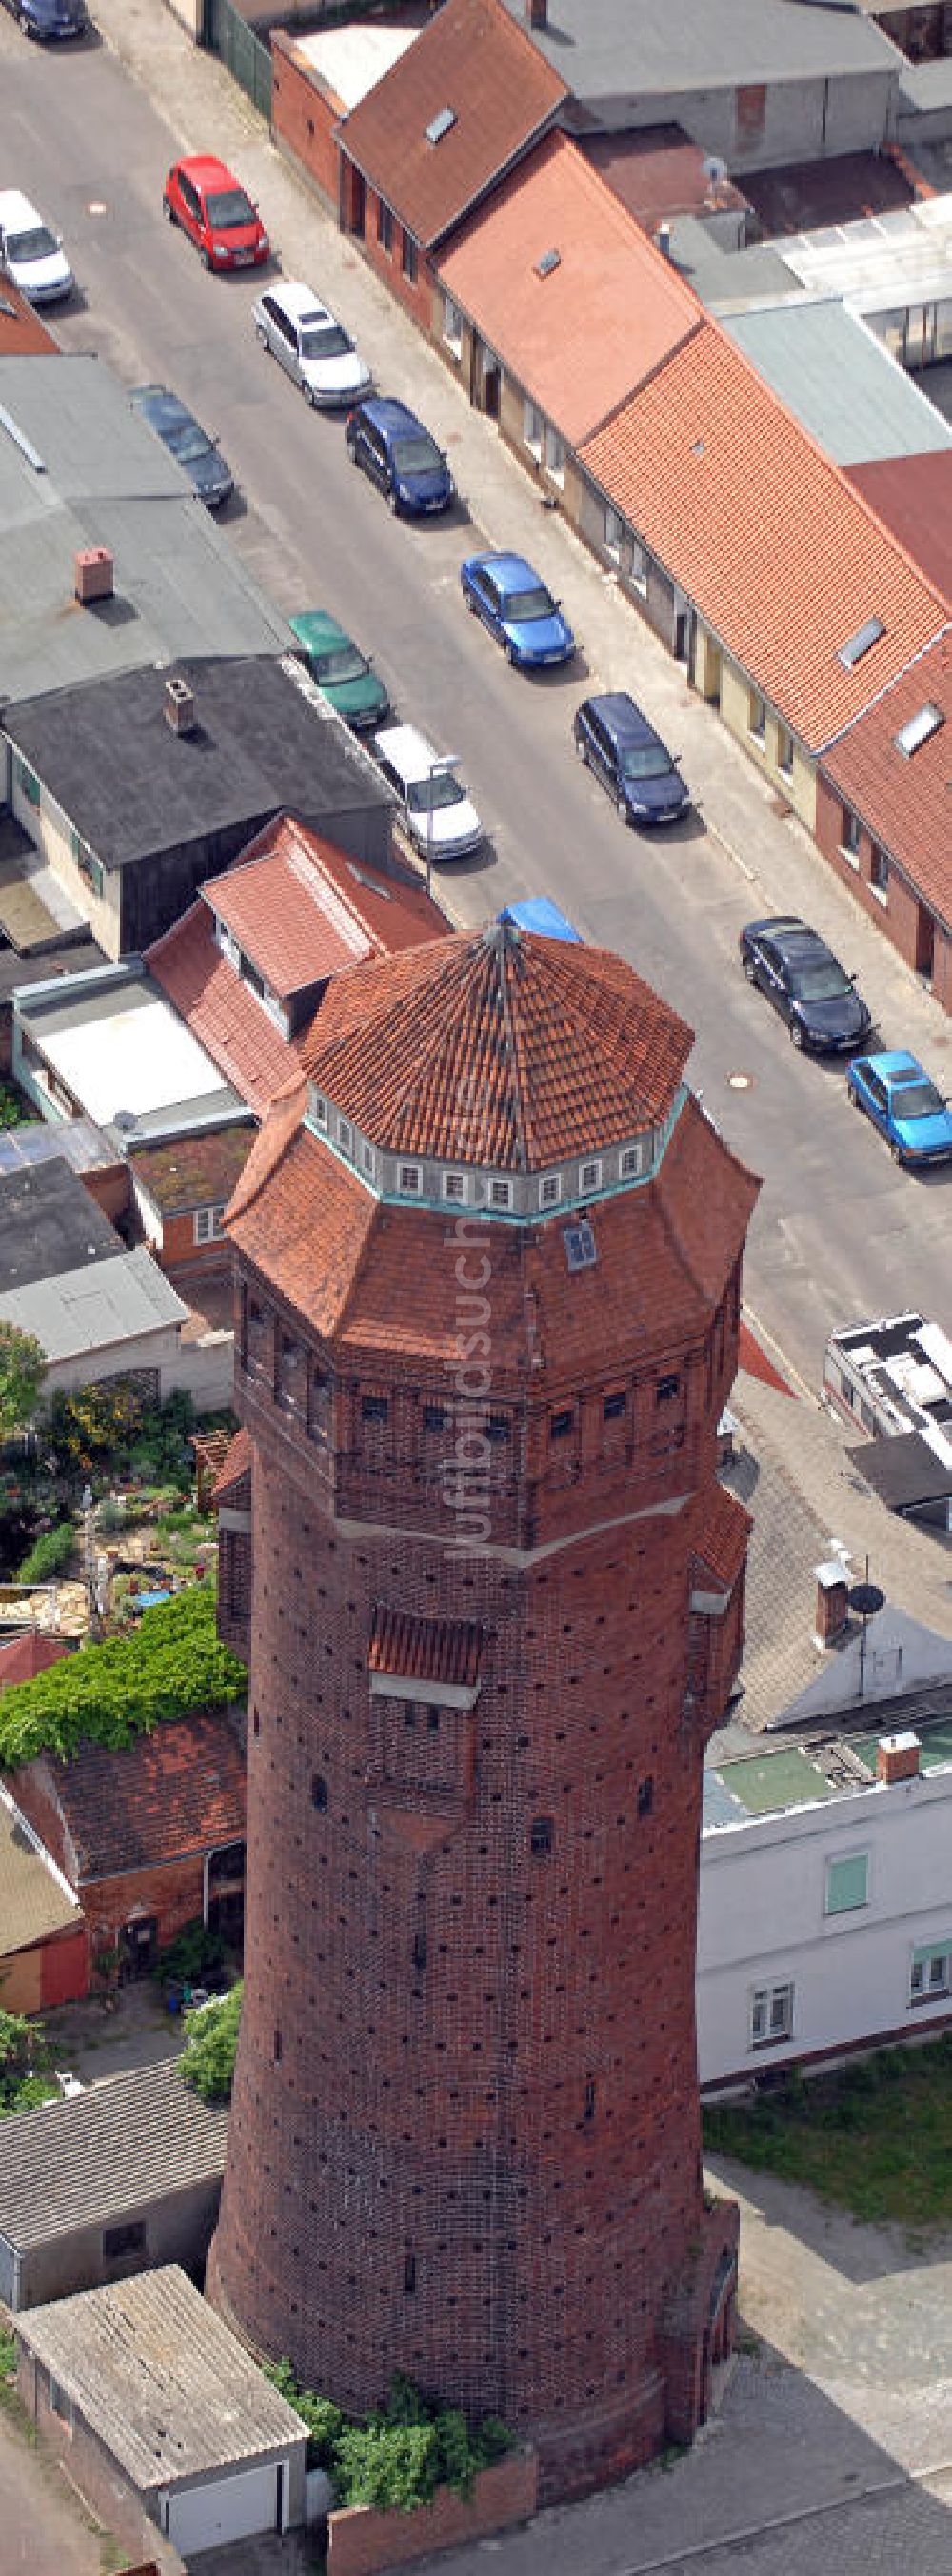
[461,552,575,669]
[846,1049,952,1168]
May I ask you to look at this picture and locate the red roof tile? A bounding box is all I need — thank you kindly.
[437,132,702,446]
[23,1711,246,1884]
[129,1122,252,1218]
[821,633,952,932]
[147,902,300,1117]
[0,1634,71,1694]
[691,1483,751,1595]
[846,451,952,608]
[299,920,694,1170]
[203,816,447,999]
[338,0,566,251]
[368,1607,483,1690]
[580,321,948,753]
[211,1426,254,1507]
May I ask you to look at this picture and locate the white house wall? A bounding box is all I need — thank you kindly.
[698,1764,952,2088]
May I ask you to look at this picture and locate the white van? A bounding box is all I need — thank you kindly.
[0,190,73,304]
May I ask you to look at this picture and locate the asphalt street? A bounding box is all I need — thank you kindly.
[3,17,951,1395]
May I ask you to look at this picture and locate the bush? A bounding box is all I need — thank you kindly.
[335,2421,439,2513]
[265,2366,514,2514]
[154,1920,231,1990]
[17,1521,75,1585]
[180,1983,242,2103]
[263,2362,344,2473]
[0,1581,247,1768]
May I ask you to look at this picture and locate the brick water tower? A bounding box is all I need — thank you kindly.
[208,921,759,2499]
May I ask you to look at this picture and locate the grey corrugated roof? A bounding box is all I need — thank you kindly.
[0,1246,188,1363]
[0,2059,228,2251]
[0,1789,79,1958]
[16,2264,307,2492]
[501,0,896,91]
[4,658,389,870]
[0,357,294,704]
[722,298,952,464]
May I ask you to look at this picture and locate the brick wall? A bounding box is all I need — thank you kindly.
[327,2449,538,2576]
[271,34,341,210]
[82,1856,209,1958]
[17,2351,186,2576]
[340,163,438,335]
[816,772,952,1011]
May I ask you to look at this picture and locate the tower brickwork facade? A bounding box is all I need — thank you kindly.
[208,924,759,2499]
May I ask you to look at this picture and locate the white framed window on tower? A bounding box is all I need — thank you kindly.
[749,1980,794,2049]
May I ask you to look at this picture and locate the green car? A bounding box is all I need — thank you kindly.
[289,609,389,732]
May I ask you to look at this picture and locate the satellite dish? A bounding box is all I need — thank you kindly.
[703,154,729,193]
[113,1109,138,1135]
[848,1581,885,1619]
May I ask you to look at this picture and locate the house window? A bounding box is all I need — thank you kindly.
[361,1395,388,1424]
[539,1173,561,1210]
[402,230,418,284]
[603,1389,626,1422]
[524,399,543,459]
[750,1981,794,2048]
[550,1408,574,1440]
[48,2376,73,2429]
[619,1142,645,1179]
[544,425,565,485]
[656,1373,680,1405]
[338,1118,353,1157]
[629,538,648,598]
[486,1413,510,1443]
[747,692,766,743]
[244,1292,269,1377]
[193,1205,227,1246]
[910,1943,952,2003]
[578,1158,602,1196]
[277,1331,307,1414]
[488,1179,512,1210]
[842,805,862,857]
[74,837,105,897]
[443,1172,467,1204]
[776,727,794,776]
[424,1402,447,1432]
[399,1163,423,1196]
[870,846,889,896]
[15,759,40,807]
[377,199,394,254]
[825,1853,869,1916]
[531,1815,553,1855]
[103,2220,147,2261]
[443,295,463,358]
[604,505,625,564]
[310,1091,328,1129]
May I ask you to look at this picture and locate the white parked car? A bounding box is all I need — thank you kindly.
[373,724,484,865]
[252,278,370,407]
[0,189,72,303]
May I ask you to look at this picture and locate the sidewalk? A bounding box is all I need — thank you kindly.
[91,0,951,1073]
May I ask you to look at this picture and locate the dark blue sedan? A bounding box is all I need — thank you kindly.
[846,1049,952,1168]
[129,385,233,509]
[574,690,691,824]
[461,552,575,668]
[3,0,88,33]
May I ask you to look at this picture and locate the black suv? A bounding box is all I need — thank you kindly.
[345,396,453,516]
[574,690,690,825]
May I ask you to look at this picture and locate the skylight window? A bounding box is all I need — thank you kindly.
[426,106,456,146]
[895,702,943,759]
[838,616,884,671]
[535,248,561,280]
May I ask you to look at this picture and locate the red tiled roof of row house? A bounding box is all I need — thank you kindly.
[436,130,703,447]
[227,1091,759,1384]
[203,816,448,1001]
[580,320,950,755]
[821,634,952,932]
[147,901,302,1118]
[297,921,695,1170]
[8,1712,247,1884]
[691,1483,752,1595]
[846,450,952,610]
[337,0,567,251]
[368,1607,483,1691]
[0,275,59,357]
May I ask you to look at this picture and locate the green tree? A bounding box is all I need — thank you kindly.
[180,1983,242,2103]
[0,1324,45,1439]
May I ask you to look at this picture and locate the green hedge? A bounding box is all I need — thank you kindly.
[0,1582,247,1768]
[17,1522,75,1585]
[180,1984,243,2103]
[261,2365,514,2508]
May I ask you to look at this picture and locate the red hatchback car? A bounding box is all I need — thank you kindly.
[163,155,269,271]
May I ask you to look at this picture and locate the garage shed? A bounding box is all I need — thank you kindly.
[16,2263,307,2554]
[0,2056,228,2312]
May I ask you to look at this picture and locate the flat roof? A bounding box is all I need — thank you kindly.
[849,1429,952,1510]
[706,1707,952,1827]
[0,2057,227,2251]
[4,658,390,872]
[0,1158,121,1293]
[17,971,236,1132]
[722,298,952,466]
[0,1247,188,1364]
[288,19,419,111]
[16,2264,307,2494]
[500,0,896,92]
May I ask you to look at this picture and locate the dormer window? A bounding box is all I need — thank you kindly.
[362,1140,376,1179]
[488,1179,512,1211]
[539,1174,561,1211]
[339,1118,353,1157]
[619,1142,645,1179]
[443,1172,467,1205]
[310,1091,328,1130]
[399,1163,423,1196]
[579,1158,602,1197]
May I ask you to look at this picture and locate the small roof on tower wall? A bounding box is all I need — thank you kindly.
[299,921,694,1171]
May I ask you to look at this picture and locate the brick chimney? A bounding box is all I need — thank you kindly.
[876,1731,921,1786]
[526,0,547,26]
[74,546,114,604]
[164,674,196,736]
[814,1560,849,1648]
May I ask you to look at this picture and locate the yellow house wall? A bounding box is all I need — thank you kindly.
[717,650,818,834]
[10,763,121,961]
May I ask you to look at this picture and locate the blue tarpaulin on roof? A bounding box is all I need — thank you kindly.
[500,899,582,943]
